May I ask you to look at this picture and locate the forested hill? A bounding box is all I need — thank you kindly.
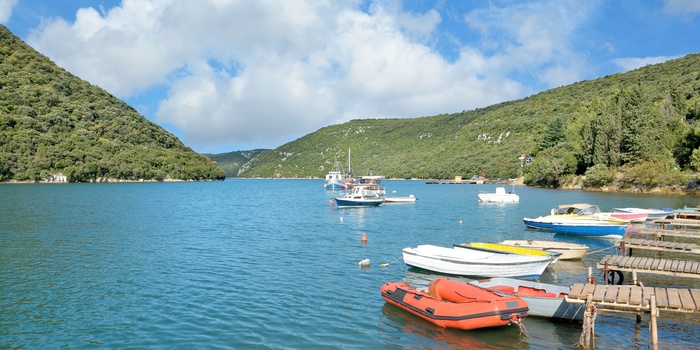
[238,53,700,192]
[0,25,224,182]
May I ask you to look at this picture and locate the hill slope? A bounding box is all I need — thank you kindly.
[205,149,266,177]
[0,25,224,182]
[238,53,700,191]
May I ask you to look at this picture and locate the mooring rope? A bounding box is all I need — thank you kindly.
[516,319,530,338]
[577,304,598,348]
[379,257,402,267]
[584,245,617,256]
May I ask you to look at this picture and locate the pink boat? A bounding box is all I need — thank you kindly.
[599,211,648,223]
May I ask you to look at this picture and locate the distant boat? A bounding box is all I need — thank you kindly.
[401,244,557,278]
[383,194,417,203]
[324,148,354,189]
[324,167,347,190]
[381,277,528,330]
[497,240,588,260]
[477,186,519,203]
[468,277,584,321]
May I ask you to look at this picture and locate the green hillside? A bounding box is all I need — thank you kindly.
[0,25,224,182]
[239,53,700,191]
[205,149,266,177]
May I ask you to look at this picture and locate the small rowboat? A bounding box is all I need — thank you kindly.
[497,240,588,260]
[468,277,584,321]
[401,244,557,278]
[380,277,528,330]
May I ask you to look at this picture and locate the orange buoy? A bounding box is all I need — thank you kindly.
[361,233,367,243]
[330,199,334,206]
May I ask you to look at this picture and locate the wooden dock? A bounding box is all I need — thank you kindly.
[597,254,700,279]
[565,282,700,349]
[632,227,700,240]
[652,218,700,229]
[617,238,700,255]
[567,283,700,313]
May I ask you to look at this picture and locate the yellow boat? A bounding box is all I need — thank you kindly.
[456,242,562,261]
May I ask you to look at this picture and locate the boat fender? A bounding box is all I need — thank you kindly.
[606,270,624,285]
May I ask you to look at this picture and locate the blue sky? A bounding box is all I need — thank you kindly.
[2,0,700,154]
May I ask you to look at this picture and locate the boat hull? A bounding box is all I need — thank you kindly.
[380,278,528,330]
[552,223,628,239]
[468,277,584,321]
[402,245,556,278]
[334,198,383,208]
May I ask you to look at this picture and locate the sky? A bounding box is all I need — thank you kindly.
[2,1,700,154]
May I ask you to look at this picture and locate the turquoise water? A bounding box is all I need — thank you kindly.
[2,179,700,349]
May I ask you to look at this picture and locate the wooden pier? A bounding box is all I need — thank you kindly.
[566,282,700,349]
[633,227,700,240]
[597,254,700,279]
[567,283,700,313]
[617,238,700,256]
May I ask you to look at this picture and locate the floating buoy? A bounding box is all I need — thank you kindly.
[340,217,343,222]
[358,259,370,268]
[330,199,334,206]
[361,232,367,242]
[459,219,463,224]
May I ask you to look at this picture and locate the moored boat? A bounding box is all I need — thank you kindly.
[468,277,584,321]
[552,222,628,239]
[455,242,561,262]
[383,194,417,203]
[497,240,589,260]
[380,277,528,330]
[402,244,557,278]
[523,203,630,230]
[334,186,383,208]
[596,211,648,223]
[612,207,674,220]
[477,186,519,203]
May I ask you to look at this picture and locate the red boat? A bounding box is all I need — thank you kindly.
[380,277,528,330]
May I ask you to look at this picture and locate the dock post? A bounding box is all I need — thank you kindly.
[621,241,627,257]
[583,294,594,349]
[650,295,658,350]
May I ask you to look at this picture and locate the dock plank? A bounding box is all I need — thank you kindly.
[604,286,619,303]
[592,285,607,302]
[667,288,682,309]
[678,289,697,310]
[655,287,669,308]
[618,285,631,304]
[569,283,585,298]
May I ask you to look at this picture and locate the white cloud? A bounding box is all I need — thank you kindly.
[664,0,700,14]
[25,0,600,151]
[0,0,18,24]
[613,55,681,72]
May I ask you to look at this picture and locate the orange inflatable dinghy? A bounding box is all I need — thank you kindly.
[380,277,528,330]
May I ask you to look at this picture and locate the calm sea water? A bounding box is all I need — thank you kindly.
[2,179,700,349]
